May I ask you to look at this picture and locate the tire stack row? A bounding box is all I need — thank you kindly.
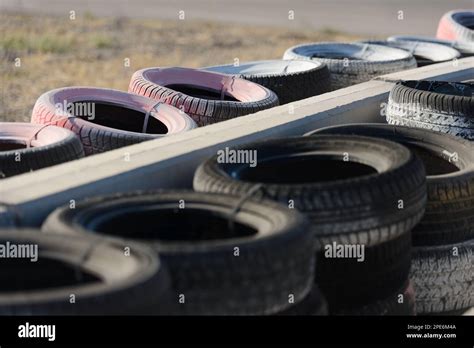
[6,7,471,173]
[3,122,473,315]
[311,124,474,315]
[1,193,319,316]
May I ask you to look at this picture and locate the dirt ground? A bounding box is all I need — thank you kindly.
[0,12,362,122]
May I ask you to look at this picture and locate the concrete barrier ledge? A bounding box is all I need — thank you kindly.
[1,57,473,226]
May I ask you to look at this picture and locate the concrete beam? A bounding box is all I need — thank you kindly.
[1,58,473,226]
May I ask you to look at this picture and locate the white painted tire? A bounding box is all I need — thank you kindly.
[359,40,460,67]
[283,42,417,90]
[388,35,474,57]
[203,60,331,104]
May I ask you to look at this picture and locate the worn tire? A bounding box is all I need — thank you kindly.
[437,10,474,43]
[387,80,474,140]
[129,67,279,126]
[283,42,417,90]
[203,60,331,104]
[194,135,425,312]
[42,191,314,315]
[359,40,460,67]
[387,35,474,57]
[0,122,84,178]
[410,239,474,314]
[308,124,474,246]
[31,87,197,155]
[195,135,427,248]
[0,229,170,315]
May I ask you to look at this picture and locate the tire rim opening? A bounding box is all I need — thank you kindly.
[72,101,168,134]
[0,257,99,292]
[85,207,257,241]
[165,84,240,101]
[230,154,378,184]
[311,54,362,60]
[0,140,27,151]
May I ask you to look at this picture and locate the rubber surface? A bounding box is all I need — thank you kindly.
[31,87,197,155]
[410,239,474,314]
[42,191,314,315]
[203,60,331,104]
[0,122,84,178]
[194,135,427,249]
[387,80,474,140]
[129,67,279,126]
[308,124,474,246]
[359,40,460,67]
[388,35,474,57]
[437,10,474,43]
[0,229,170,315]
[194,135,425,312]
[283,42,417,90]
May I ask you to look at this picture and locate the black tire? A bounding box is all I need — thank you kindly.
[359,40,460,67]
[0,229,169,315]
[283,42,416,90]
[308,124,474,246]
[387,80,474,140]
[194,135,427,249]
[129,67,279,127]
[388,35,474,57]
[334,281,416,316]
[276,285,328,316]
[42,191,314,315]
[194,135,425,312]
[203,60,331,104]
[410,239,474,314]
[0,123,84,178]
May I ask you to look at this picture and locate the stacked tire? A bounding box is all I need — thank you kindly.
[42,191,320,315]
[359,40,460,67]
[31,87,197,155]
[203,60,331,104]
[193,135,426,315]
[283,42,417,90]
[310,124,474,314]
[388,35,474,57]
[437,10,474,43]
[128,67,279,126]
[387,80,474,141]
[0,230,170,315]
[0,122,84,178]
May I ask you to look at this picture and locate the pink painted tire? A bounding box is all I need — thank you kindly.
[0,122,84,178]
[31,87,197,155]
[128,67,279,126]
[437,10,474,42]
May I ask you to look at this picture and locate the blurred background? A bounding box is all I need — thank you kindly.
[1,0,472,122]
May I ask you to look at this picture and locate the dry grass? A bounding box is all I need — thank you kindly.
[0,13,362,122]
